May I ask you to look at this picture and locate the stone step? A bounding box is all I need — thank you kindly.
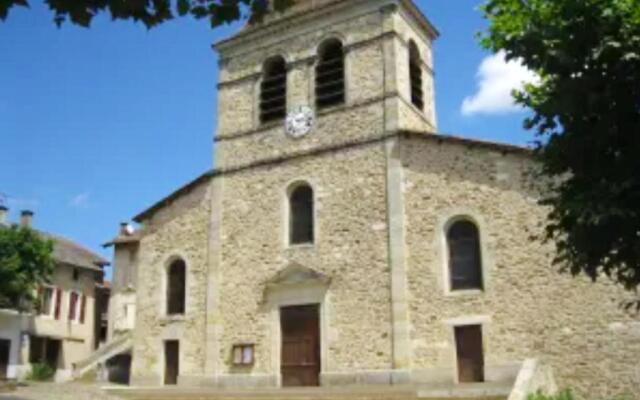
[103,384,511,400]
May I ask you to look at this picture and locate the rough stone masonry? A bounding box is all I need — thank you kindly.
[123,0,640,398]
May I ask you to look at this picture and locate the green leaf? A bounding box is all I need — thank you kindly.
[177,0,190,16]
[480,0,640,295]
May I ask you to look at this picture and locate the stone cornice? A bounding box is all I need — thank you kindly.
[213,0,438,54]
[215,91,399,142]
[215,88,438,142]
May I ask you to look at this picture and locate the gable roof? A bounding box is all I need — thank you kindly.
[42,231,109,272]
[133,131,532,223]
[0,222,108,271]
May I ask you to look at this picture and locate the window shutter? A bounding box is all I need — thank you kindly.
[408,41,424,110]
[80,295,86,324]
[54,288,62,320]
[37,286,43,314]
[260,56,287,124]
[69,292,78,321]
[316,39,345,109]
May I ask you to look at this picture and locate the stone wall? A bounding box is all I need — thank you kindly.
[401,136,640,399]
[392,10,436,131]
[130,181,211,386]
[128,0,639,395]
[215,0,437,170]
[216,142,393,383]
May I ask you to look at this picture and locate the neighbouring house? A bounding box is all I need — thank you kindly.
[0,207,109,382]
[103,0,638,398]
[67,223,138,384]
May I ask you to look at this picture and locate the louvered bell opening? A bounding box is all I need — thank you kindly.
[316,40,345,109]
[409,42,424,111]
[260,57,287,124]
[410,60,424,110]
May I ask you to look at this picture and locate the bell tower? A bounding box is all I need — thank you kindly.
[213,0,439,171]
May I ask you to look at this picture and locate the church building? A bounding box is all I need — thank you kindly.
[119,0,640,398]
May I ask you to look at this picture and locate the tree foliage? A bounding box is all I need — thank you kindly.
[0,225,55,311]
[0,0,293,28]
[481,0,640,291]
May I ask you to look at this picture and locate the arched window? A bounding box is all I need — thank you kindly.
[167,259,186,315]
[289,184,314,245]
[260,56,287,124]
[315,39,345,109]
[408,41,424,110]
[447,220,483,291]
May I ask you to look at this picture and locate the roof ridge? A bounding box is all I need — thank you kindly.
[132,130,532,223]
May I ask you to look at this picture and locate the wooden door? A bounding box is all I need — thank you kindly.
[455,325,485,383]
[0,339,10,380]
[164,340,179,385]
[281,305,320,387]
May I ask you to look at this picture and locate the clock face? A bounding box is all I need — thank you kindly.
[285,106,314,138]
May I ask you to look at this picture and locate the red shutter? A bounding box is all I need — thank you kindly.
[54,288,62,320]
[79,295,86,324]
[68,292,77,321]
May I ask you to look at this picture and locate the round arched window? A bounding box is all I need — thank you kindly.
[167,259,186,315]
[447,220,483,291]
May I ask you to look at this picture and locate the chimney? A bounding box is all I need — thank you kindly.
[20,210,34,227]
[119,222,131,236]
[0,205,7,225]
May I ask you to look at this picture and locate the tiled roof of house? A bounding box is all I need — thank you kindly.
[0,220,109,271]
[102,231,141,248]
[41,231,109,272]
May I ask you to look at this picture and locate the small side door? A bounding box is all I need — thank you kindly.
[455,325,485,383]
[164,340,179,385]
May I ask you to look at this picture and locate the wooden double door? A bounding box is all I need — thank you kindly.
[280,304,321,387]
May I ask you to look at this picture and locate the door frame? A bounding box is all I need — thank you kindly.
[445,315,490,384]
[268,285,329,387]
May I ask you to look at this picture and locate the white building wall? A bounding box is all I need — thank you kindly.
[0,310,26,379]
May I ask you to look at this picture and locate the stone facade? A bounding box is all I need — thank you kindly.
[131,181,211,385]
[25,264,101,380]
[400,136,640,398]
[127,0,640,398]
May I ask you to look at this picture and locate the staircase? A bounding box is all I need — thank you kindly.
[73,333,133,380]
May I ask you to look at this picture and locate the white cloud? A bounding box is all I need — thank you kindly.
[461,51,539,116]
[69,192,90,208]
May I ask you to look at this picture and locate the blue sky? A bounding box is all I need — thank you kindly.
[0,1,536,278]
